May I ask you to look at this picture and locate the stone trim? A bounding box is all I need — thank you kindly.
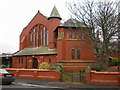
[57,60,95,63]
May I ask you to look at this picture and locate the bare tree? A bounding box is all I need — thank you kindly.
[67,0,119,70]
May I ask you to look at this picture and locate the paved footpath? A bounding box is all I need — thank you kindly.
[12,78,120,90]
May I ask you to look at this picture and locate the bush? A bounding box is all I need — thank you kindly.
[61,72,71,82]
[39,62,50,69]
[111,58,120,66]
[51,64,63,72]
[85,66,91,73]
[0,65,7,68]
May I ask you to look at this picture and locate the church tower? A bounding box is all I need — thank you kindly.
[48,6,62,50]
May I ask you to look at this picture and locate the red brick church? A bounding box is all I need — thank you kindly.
[12,6,96,71]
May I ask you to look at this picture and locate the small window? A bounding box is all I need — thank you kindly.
[48,58,51,64]
[18,57,20,64]
[71,49,75,59]
[21,57,23,63]
[77,49,80,59]
[69,31,73,38]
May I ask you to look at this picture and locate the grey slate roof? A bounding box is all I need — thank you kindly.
[48,6,61,20]
[13,46,57,56]
[59,18,86,28]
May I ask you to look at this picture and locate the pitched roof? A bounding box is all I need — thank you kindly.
[0,53,13,58]
[13,46,57,56]
[59,18,86,28]
[48,6,61,20]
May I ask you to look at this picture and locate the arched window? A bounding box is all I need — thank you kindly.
[48,58,51,64]
[77,49,80,59]
[39,26,48,45]
[45,30,48,45]
[30,32,33,46]
[71,49,75,59]
[40,29,43,45]
[30,24,48,47]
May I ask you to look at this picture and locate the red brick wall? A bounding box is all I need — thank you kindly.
[57,28,95,61]
[12,55,57,69]
[20,12,48,49]
[20,12,61,50]
[57,61,95,72]
[5,68,61,81]
[56,27,96,72]
[48,18,61,49]
[85,71,120,85]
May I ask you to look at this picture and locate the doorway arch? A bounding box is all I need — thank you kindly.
[32,58,38,69]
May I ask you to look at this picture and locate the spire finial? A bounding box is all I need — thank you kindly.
[38,10,40,13]
[48,6,62,20]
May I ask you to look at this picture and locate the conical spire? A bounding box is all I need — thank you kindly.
[48,6,62,20]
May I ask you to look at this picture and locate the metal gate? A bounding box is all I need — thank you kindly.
[65,70,85,83]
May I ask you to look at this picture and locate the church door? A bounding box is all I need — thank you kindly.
[32,58,38,69]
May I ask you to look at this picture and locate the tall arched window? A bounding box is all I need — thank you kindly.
[30,24,48,47]
[77,49,80,59]
[30,28,37,47]
[39,25,43,45]
[30,31,33,46]
[39,26,48,45]
[71,49,75,59]
[45,30,48,45]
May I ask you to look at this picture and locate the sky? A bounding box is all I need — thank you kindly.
[0,0,119,54]
[0,0,72,54]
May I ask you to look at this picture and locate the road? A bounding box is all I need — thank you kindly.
[0,78,119,90]
[1,83,35,88]
[1,83,62,90]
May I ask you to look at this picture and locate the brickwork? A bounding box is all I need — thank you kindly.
[12,55,57,69]
[85,71,120,85]
[5,68,61,81]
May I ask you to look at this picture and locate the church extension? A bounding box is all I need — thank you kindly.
[12,6,96,72]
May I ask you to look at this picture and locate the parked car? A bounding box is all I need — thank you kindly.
[0,68,15,84]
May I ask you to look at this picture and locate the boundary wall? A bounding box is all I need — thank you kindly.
[5,68,61,81]
[85,71,120,85]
